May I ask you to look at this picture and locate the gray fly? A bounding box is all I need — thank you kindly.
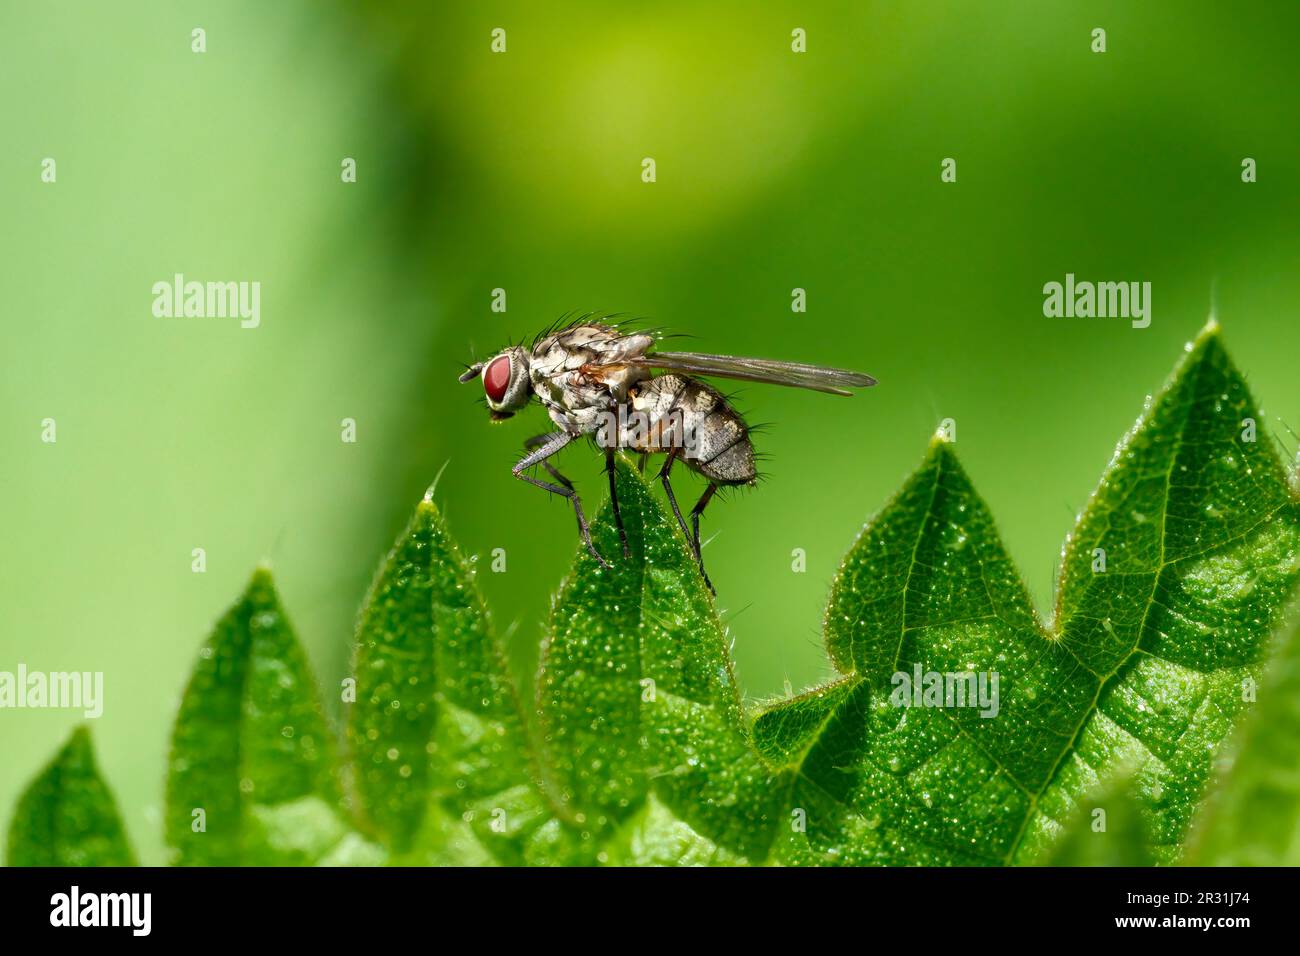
[459,316,876,592]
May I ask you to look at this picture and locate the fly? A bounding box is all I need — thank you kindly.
[459,315,876,592]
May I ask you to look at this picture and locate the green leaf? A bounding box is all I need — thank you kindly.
[348,491,561,864]
[165,567,342,865]
[20,325,1295,869]
[6,726,136,866]
[1038,768,1157,867]
[536,459,783,863]
[247,796,386,866]
[600,792,751,866]
[1186,599,1300,865]
[756,324,1300,865]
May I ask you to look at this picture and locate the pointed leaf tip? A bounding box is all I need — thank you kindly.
[424,460,452,502]
[1186,317,1228,362]
[348,491,550,864]
[7,725,137,867]
[166,565,338,865]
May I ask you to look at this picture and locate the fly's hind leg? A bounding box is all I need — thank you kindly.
[659,453,718,595]
[514,432,609,569]
[690,483,720,595]
[605,447,630,559]
[657,451,691,544]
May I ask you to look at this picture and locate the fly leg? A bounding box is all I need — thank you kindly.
[524,433,576,491]
[514,432,610,569]
[605,447,630,559]
[657,450,691,544]
[690,483,720,595]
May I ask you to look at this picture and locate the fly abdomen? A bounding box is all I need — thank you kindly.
[625,374,756,485]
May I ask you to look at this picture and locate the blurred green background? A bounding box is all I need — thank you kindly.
[3,1,1299,865]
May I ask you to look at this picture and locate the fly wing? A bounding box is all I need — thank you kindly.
[628,351,876,396]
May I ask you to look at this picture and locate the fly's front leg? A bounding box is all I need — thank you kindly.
[524,433,575,490]
[513,431,610,570]
[605,448,630,559]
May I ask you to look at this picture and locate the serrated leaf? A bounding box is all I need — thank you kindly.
[348,492,563,864]
[6,726,136,866]
[536,459,783,863]
[759,441,1053,864]
[165,567,341,865]
[1019,327,1300,862]
[756,325,1300,866]
[1186,598,1300,865]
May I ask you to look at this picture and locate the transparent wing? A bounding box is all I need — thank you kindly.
[628,351,876,396]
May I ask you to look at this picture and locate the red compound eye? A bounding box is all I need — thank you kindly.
[484,355,512,404]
